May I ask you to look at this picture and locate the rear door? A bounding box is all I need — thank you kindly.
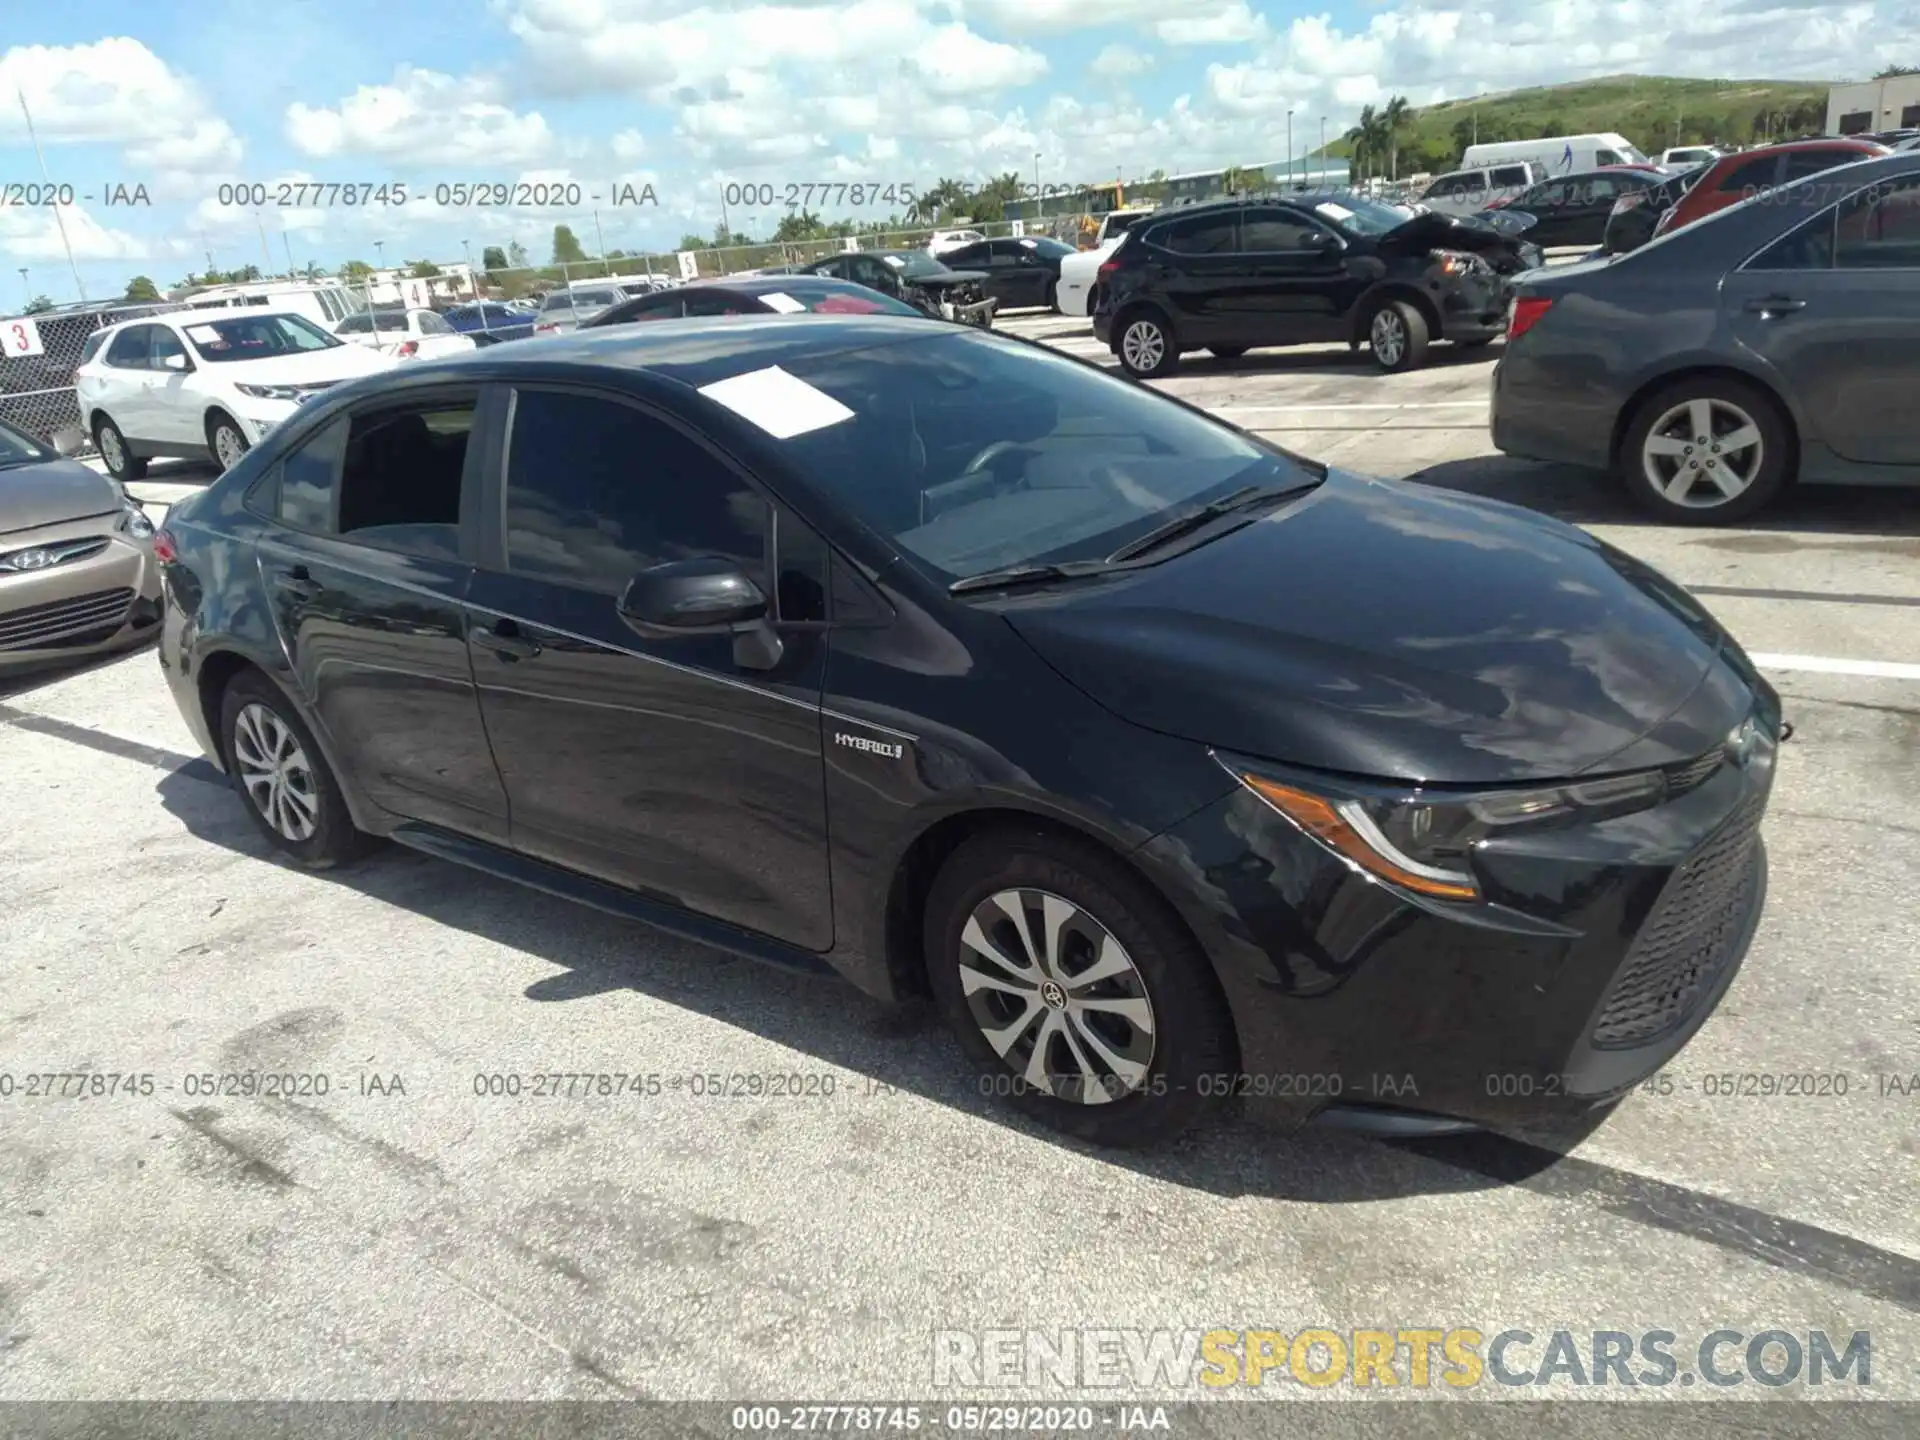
[1726,174,1920,466]
[97,325,157,440]
[463,384,834,948]
[1141,212,1242,343]
[251,388,510,839]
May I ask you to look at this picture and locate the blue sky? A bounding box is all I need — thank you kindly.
[1,0,1900,303]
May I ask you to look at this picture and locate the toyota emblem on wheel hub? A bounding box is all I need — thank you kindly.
[1039,980,1068,1010]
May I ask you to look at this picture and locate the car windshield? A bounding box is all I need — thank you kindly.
[1022,238,1075,258]
[0,418,54,469]
[180,313,341,361]
[738,329,1319,582]
[1309,195,1410,236]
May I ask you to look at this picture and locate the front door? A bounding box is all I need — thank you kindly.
[465,384,834,950]
[1726,174,1920,466]
[145,324,202,444]
[1219,207,1350,343]
[255,388,510,841]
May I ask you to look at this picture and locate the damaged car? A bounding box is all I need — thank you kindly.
[781,249,999,327]
[1092,192,1543,377]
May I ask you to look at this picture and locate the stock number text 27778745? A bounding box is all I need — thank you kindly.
[722,182,916,209]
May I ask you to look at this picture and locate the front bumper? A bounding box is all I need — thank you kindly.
[233,403,298,444]
[0,518,163,672]
[938,295,998,327]
[1135,725,1778,1133]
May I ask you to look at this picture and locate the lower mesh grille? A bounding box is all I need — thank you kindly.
[1590,791,1765,1049]
[0,587,135,650]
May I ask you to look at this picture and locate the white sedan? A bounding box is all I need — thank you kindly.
[332,308,476,360]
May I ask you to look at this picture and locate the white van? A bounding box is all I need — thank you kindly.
[179,280,369,332]
[1461,133,1650,177]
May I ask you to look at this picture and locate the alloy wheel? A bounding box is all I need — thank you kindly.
[1121,320,1165,373]
[232,702,319,842]
[956,888,1157,1105]
[98,425,125,472]
[1370,308,1407,366]
[213,423,247,470]
[1639,398,1764,508]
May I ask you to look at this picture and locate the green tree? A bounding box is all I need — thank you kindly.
[23,294,54,314]
[1219,165,1264,195]
[1383,95,1411,180]
[481,245,508,271]
[341,259,374,279]
[123,275,161,302]
[551,224,589,264]
[408,259,442,278]
[1876,64,1920,77]
[506,240,530,268]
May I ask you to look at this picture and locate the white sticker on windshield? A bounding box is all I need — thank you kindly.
[881,254,905,268]
[184,325,221,343]
[1313,202,1355,223]
[759,291,806,313]
[1018,238,1037,248]
[698,365,853,439]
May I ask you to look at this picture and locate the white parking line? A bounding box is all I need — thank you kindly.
[1750,653,1920,681]
[1216,402,1488,414]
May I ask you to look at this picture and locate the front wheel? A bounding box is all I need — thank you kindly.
[1368,300,1430,372]
[220,671,375,868]
[207,412,251,472]
[1617,377,1790,524]
[1115,310,1180,379]
[924,829,1234,1148]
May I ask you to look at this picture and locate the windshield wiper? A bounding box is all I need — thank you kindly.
[948,559,1112,595]
[1104,482,1309,564]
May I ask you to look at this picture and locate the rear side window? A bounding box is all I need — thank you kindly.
[1783,149,1854,183]
[105,327,151,368]
[1719,155,1779,194]
[278,417,345,532]
[78,330,108,365]
[502,390,769,597]
[1155,214,1238,254]
[1491,167,1532,187]
[1835,177,1920,268]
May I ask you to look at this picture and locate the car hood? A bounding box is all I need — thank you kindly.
[220,345,400,383]
[906,269,987,289]
[999,471,1751,785]
[1378,209,1535,257]
[0,458,123,536]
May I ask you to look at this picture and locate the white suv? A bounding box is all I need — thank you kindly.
[73,309,399,479]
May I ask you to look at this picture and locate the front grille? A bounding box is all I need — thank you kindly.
[1589,791,1765,1049]
[0,586,135,651]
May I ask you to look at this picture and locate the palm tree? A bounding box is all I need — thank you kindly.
[1383,95,1411,181]
[1344,105,1379,181]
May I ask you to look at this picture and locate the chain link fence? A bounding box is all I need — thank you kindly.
[1,301,191,451]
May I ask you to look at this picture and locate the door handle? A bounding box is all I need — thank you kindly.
[1744,295,1806,314]
[480,619,541,660]
[273,565,321,600]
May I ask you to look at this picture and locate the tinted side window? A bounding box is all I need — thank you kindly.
[105,327,151,368]
[1747,210,1835,270]
[1240,210,1322,251]
[1783,149,1852,183]
[1159,214,1239,254]
[1719,156,1779,194]
[1835,177,1920,268]
[504,391,769,596]
[1492,166,1532,187]
[681,292,754,316]
[336,400,474,554]
[278,417,345,532]
[79,330,107,365]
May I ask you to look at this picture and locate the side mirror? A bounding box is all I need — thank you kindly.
[1303,232,1340,252]
[49,425,85,458]
[161,352,190,372]
[618,557,769,634]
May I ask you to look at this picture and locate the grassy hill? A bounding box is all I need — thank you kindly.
[1320,74,1835,176]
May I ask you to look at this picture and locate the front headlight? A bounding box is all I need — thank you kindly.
[234,382,304,401]
[1435,249,1490,277]
[1231,763,1668,902]
[117,503,154,541]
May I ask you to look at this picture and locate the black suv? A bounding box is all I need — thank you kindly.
[1092,192,1540,378]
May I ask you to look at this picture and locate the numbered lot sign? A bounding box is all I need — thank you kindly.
[4,317,45,358]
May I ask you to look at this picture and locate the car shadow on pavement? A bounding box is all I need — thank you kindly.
[153,762,1613,1207]
[1181,343,1498,381]
[1411,454,1920,541]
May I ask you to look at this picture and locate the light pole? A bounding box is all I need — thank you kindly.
[462,239,475,297]
[1286,111,1294,187]
[16,268,26,309]
[1034,151,1043,220]
[1320,117,1327,184]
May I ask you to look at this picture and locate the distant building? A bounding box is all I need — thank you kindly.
[1828,76,1920,134]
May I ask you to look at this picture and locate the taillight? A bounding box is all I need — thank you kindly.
[152,527,178,564]
[1507,295,1553,341]
[1097,260,1122,280]
[1484,196,1509,209]
[397,340,419,357]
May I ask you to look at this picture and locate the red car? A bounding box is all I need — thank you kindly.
[1651,138,1890,239]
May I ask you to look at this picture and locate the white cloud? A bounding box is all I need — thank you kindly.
[1155,2,1269,46]
[611,129,649,161]
[0,203,149,263]
[1089,44,1154,79]
[904,25,1047,95]
[286,67,556,166]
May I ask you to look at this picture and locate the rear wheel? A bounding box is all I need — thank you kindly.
[1618,376,1790,524]
[1115,309,1179,379]
[1044,278,1059,312]
[93,415,147,481]
[219,671,374,868]
[1368,300,1430,372]
[924,828,1233,1148]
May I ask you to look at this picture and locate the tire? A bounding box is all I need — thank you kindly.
[219,670,375,869]
[924,827,1234,1148]
[1207,346,1248,360]
[1113,308,1180,379]
[93,415,147,481]
[1617,375,1791,524]
[207,411,251,472]
[1044,278,1059,313]
[1367,300,1430,372]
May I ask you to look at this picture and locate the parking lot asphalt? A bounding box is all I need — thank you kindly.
[2,310,1916,1418]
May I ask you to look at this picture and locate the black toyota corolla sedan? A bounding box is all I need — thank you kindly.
[152,315,1780,1148]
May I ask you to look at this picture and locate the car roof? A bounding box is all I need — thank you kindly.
[684,275,898,296]
[1727,138,1890,158]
